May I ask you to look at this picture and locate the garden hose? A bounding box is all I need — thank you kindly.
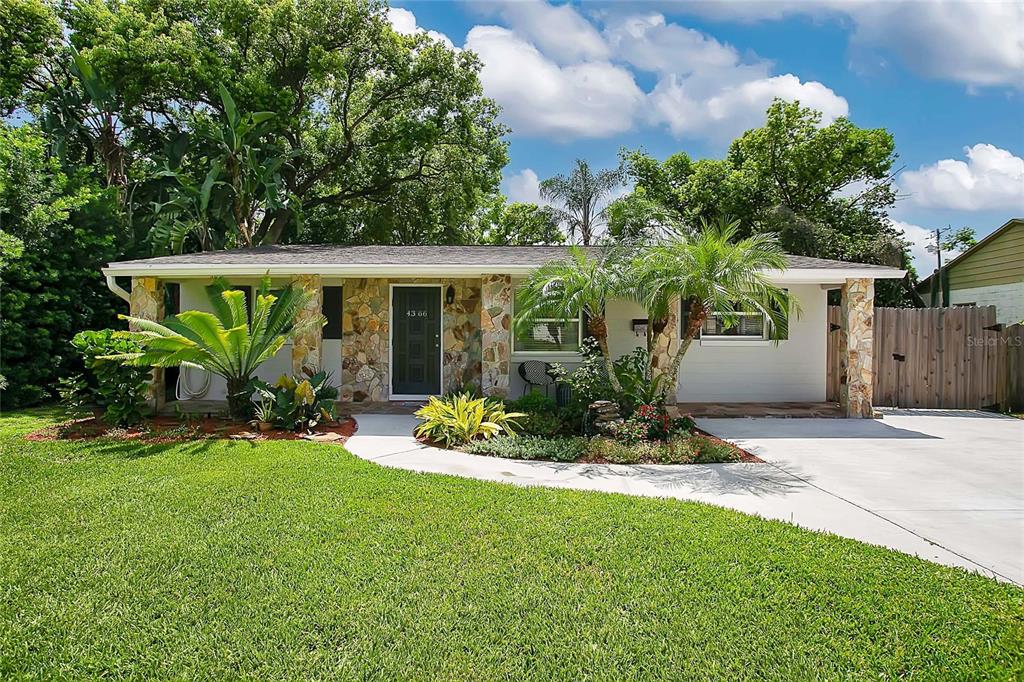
[176,365,212,400]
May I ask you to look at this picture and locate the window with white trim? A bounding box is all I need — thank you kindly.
[511,290,582,353]
[700,311,768,339]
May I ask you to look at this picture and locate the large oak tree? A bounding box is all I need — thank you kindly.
[16,0,508,249]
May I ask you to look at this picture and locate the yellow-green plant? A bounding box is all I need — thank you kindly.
[414,393,525,448]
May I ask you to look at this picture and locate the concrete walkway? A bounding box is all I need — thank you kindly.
[344,411,1023,584]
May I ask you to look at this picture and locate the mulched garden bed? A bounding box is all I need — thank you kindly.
[25,415,358,445]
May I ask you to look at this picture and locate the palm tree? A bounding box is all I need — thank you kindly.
[515,247,627,392]
[636,218,796,401]
[110,276,323,420]
[540,159,623,245]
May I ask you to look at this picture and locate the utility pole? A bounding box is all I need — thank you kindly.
[926,225,951,307]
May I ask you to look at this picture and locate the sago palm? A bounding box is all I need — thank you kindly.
[516,247,628,392]
[637,218,796,400]
[110,276,323,420]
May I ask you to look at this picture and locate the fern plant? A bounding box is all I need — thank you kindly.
[414,393,525,448]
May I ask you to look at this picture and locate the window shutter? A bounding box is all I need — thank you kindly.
[322,286,343,339]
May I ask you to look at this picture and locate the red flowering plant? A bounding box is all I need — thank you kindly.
[617,403,696,444]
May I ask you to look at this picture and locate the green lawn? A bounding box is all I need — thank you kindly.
[1,410,1021,679]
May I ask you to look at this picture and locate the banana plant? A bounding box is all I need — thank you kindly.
[213,84,297,247]
[148,84,298,253]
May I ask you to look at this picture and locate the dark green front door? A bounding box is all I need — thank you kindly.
[392,286,441,396]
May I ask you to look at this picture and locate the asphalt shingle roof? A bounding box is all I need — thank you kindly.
[108,244,901,271]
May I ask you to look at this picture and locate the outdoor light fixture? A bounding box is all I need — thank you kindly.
[632,318,648,337]
[445,284,456,305]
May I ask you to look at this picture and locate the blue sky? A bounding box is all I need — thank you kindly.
[389,0,1023,271]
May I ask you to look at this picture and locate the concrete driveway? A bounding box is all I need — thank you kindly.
[700,410,1024,585]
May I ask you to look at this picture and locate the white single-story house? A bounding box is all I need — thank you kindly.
[102,245,903,417]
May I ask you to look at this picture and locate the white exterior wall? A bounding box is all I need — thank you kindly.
[168,276,828,403]
[172,279,343,402]
[607,284,828,403]
[949,282,1024,325]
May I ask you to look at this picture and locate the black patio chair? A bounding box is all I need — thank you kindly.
[517,360,556,398]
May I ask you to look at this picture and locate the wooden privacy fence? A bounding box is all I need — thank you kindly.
[827,305,1024,411]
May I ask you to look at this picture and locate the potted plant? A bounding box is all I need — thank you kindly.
[251,398,276,432]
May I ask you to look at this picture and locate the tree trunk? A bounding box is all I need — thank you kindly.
[900,273,926,308]
[665,303,707,403]
[588,314,622,393]
[225,376,252,422]
[263,207,294,245]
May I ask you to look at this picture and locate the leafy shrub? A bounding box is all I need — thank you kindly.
[549,337,611,407]
[414,393,525,447]
[586,437,656,464]
[250,368,339,432]
[506,390,557,415]
[464,435,587,462]
[518,411,566,438]
[689,435,742,464]
[0,124,122,408]
[62,329,151,427]
[506,391,566,437]
[613,347,667,414]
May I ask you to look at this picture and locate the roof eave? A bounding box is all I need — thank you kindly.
[103,262,906,282]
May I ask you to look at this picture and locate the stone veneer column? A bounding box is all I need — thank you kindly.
[341,278,389,402]
[129,276,165,410]
[650,298,680,403]
[442,279,482,394]
[838,277,875,418]
[480,274,512,398]
[291,274,323,374]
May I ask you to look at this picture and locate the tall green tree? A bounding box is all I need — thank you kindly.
[471,199,564,245]
[615,100,914,306]
[0,0,60,114]
[15,0,508,249]
[540,159,623,246]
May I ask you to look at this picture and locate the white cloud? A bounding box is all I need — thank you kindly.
[707,75,848,129]
[600,11,848,140]
[503,168,543,204]
[646,67,847,141]
[660,0,1024,88]
[399,3,849,142]
[847,1,1024,88]
[603,13,738,75]
[893,219,962,276]
[489,0,609,64]
[386,7,456,50]
[901,144,1024,211]
[465,25,644,139]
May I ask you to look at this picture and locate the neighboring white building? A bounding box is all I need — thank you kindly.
[102,245,903,417]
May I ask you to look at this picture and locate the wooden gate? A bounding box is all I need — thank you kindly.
[827,305,1022,410]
